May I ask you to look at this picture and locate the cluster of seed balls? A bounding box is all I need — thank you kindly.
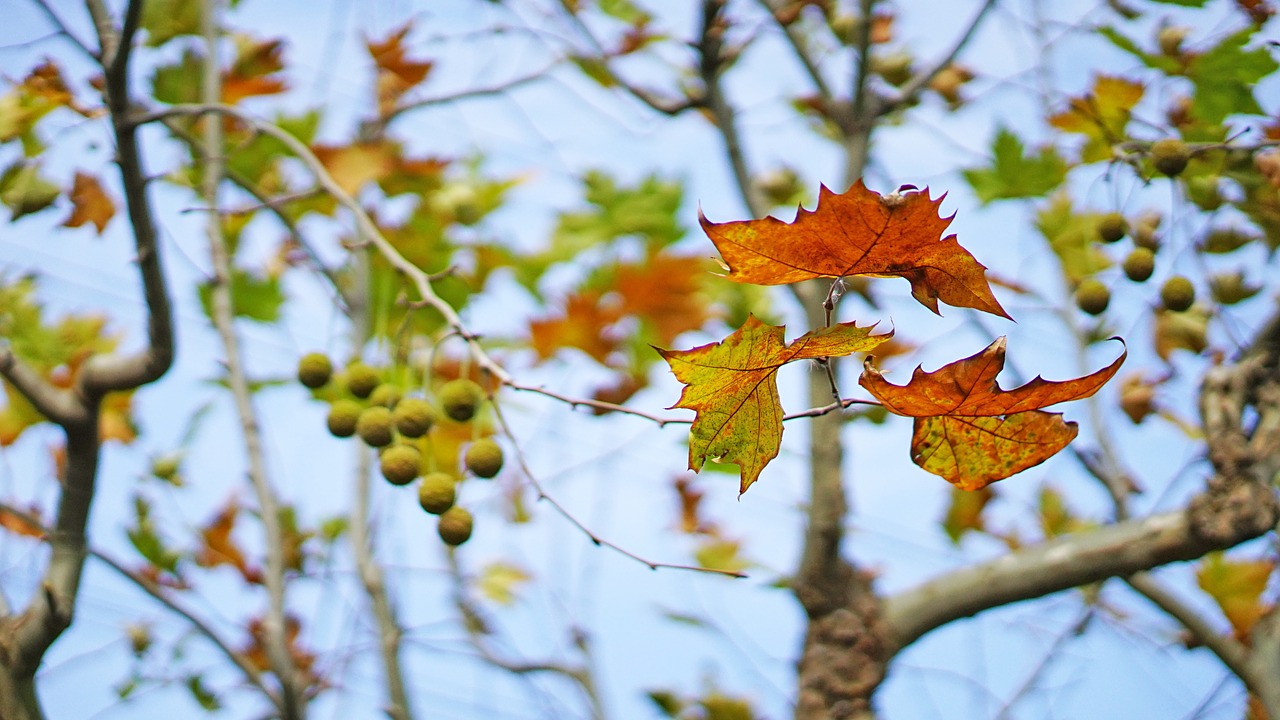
[1073,138,1198,318]
[296,353,504,547]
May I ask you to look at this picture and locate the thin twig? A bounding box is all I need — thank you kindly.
[197,5,301,716]
[444,553,604,719]
[0,502,273,700]
[488,399,746,578]
[879,0,997,116]
[29,0,95,58]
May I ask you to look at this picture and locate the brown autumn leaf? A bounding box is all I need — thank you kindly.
[529,289,624,364]
[222,37,288,103]
[674,476,717,535]
[700,181,1010,319]
[195,500,262,584]
[242,614,317,679]
[660,315,890,493]
[859,337,1125,490]
[367,22,434,118]
[61,172,115,234]
[613,252,712,346]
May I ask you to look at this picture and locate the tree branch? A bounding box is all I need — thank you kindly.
[883,507,1272,650]
[877,0,996,116]
[697,0,763,218]
[0,346,85,426]
[195,5,301,716]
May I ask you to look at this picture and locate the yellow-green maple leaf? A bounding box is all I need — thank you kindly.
[659,315,889,493]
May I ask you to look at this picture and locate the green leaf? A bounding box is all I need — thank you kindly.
[647,690,685,718]
[198,268,284,324]
[1035,192,1112,285]
[962,127,1068,204]
[598,0,649,23]
[0,160,59,219]
[185,675,221,711]
[141,0,201,46]
[694,537,750,573]
[1187,29,1278,124]
[151,49,204,105]
[1096,27,1180,74]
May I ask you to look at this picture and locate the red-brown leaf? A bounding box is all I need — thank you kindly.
[859,337,1125,490]
[700,181,1010,318]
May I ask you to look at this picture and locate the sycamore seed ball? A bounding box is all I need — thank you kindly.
[380,444,421,486]
[464,438,504,479]
[327,399,362,438]
[356,406,395,447]
[1123,248,1156,282]
[394,398,438,438]
[1074,279,1111,316]
[1096,213,1128,243]
[1161,275,1196,312]
[368,383,402,409]
[296,353,333,389]
[418,472,457,515]
[1151,138,1191,177]
[437,506,473,546]
[345,362,381,399]
[438,379,484,422]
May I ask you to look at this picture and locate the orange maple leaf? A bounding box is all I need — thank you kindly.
[660,315,890,493]
[61,172,115,234]
[859,337,1125,490]
[195,501,262,584]
[700,181,1010,319]
[222,38,288,104]
[367,23,434,117]
[529,289,623,364]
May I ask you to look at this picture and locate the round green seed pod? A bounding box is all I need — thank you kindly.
[438,379,484,422]
[1160,275,1196,312]
[297,353,333,389]
[368,383,402,409]
[1096,213,1128,243]
[356,406,395,447]
[393,398,438,438]
[464,438,504,479]
[345,362,381,399]
[437,506,473,546]
[1122,248,1155,282]
[1074,278,1111,316]
[418,472,457,515]
[380,444,421,486]
[327,399,362,438]
[1151,138,1190,177]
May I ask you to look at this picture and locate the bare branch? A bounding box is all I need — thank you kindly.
[489,400,747,579]
[883,508,1270,650]
[28,0,95,58]
[0,345,85,426]
[697,0,763,218]
[753,0,834,102]
[1125,573,1254,690]
[878,0,997,116]
[195,5,301,716]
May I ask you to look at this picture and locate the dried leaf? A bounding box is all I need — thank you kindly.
[61,172,115,234]
[529,289,623,364]
[195,501,262,584]
[660,315,890,492]
[700,182,1009,318]
[0,503,44,539]
[1048,75,1144,162]
[367,23,434,117]
[860,337,1125,490]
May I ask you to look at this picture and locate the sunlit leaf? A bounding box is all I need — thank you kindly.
[660,315,890,492]
[963,127,1068,204]
[700,182,1010,318]
[477,561,531,606]
[61,172,115,234]
[860,337,1125,490]
[1048,75,1144,162]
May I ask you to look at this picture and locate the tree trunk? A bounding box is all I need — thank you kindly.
[0,662,43,720]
